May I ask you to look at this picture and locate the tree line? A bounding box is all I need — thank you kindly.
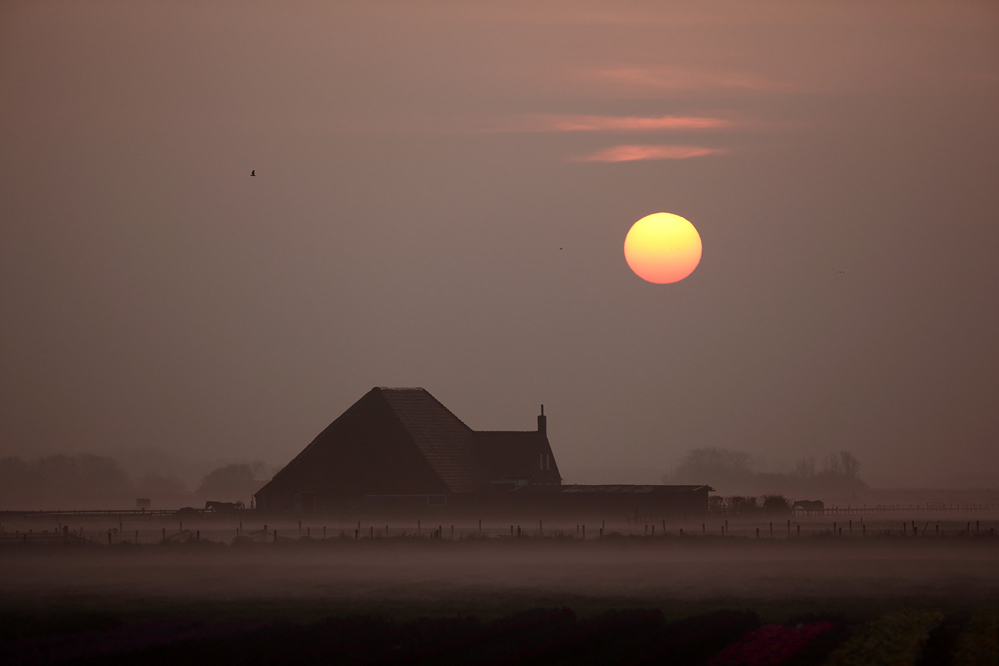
[0,454,266,510]
[663,448,866,498]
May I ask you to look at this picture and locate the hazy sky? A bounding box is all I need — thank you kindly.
[2,1,997,488]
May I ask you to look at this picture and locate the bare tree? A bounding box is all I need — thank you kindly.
[839,451,861,479]
[823,453,843,475]
[794,456,816,478]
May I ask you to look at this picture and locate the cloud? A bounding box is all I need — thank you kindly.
[570,144,725,163]
[518,114,732,132]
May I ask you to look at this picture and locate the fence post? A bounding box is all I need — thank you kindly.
[582,525,585,538]
[769,522,773,537]
[196,530,200,542]
[703,523,706,535]
[797,525,800,537]
[862,524,866,537]
[274,529,277,543]
[756,528,759,538]
[162,528,166,542]
[787,520,790,536]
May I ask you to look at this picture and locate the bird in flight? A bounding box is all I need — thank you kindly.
[836,270,845,274]
[251,170,256,177]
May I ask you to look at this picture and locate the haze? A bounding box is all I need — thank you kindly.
[2,1,997,490]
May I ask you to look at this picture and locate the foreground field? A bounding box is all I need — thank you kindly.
[2,536,997,664]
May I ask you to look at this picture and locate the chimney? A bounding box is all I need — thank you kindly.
[538,404,547,436]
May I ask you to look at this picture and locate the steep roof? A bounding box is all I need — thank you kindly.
[379,388,482,493]
[256,387,560,498]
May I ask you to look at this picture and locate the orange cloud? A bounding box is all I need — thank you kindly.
[571,144,725,163]
[522,114,731,132]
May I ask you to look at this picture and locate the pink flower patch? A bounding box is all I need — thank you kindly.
[709,621,835,666]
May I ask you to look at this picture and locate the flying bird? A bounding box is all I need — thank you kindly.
[251,170,256,176]
[836,270,845,274]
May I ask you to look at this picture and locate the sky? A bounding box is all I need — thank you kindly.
[1,1,997,489]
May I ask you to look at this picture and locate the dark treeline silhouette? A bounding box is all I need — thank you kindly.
[665,448,866,500]
[0,454,266,510]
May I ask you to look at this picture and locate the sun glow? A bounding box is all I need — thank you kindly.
[624,213,702,284]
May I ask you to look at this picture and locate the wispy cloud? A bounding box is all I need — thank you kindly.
[570,144,725,163]
[516,114,731,132]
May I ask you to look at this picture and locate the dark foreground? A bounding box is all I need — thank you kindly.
[2,536,997,665]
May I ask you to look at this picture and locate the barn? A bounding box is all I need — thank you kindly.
[254,387,711,516]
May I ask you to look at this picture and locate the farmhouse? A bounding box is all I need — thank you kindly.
[254,387,711,515]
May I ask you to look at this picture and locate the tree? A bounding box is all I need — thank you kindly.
[196,464,262,503]
[794,456,816,478]
[838,451,861,479]
[670,448,753,484]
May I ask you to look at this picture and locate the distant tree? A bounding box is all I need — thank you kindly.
[0,453,132,509]
[838,451,861,479]
[727,496,758,513]
[671,448,754,485]
[196,464,262,503]
[137,472,186,497]
[794,456,816,478]
[761,494,792,513]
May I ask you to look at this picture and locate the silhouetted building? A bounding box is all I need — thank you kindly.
[254,387,711,516]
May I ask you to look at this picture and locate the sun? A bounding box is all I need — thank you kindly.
[624,212,702,284]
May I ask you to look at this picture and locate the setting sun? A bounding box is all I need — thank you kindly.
[624,213,702,284]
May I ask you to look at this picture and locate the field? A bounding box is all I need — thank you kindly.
[2,512,998,664]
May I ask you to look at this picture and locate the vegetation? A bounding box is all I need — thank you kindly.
[0,454,267,510]
[824,608,943,666]
[951,609,999,666]
[4,605,989,665]
[666,448,867,498]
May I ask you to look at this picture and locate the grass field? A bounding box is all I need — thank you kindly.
[2,530,998,664]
